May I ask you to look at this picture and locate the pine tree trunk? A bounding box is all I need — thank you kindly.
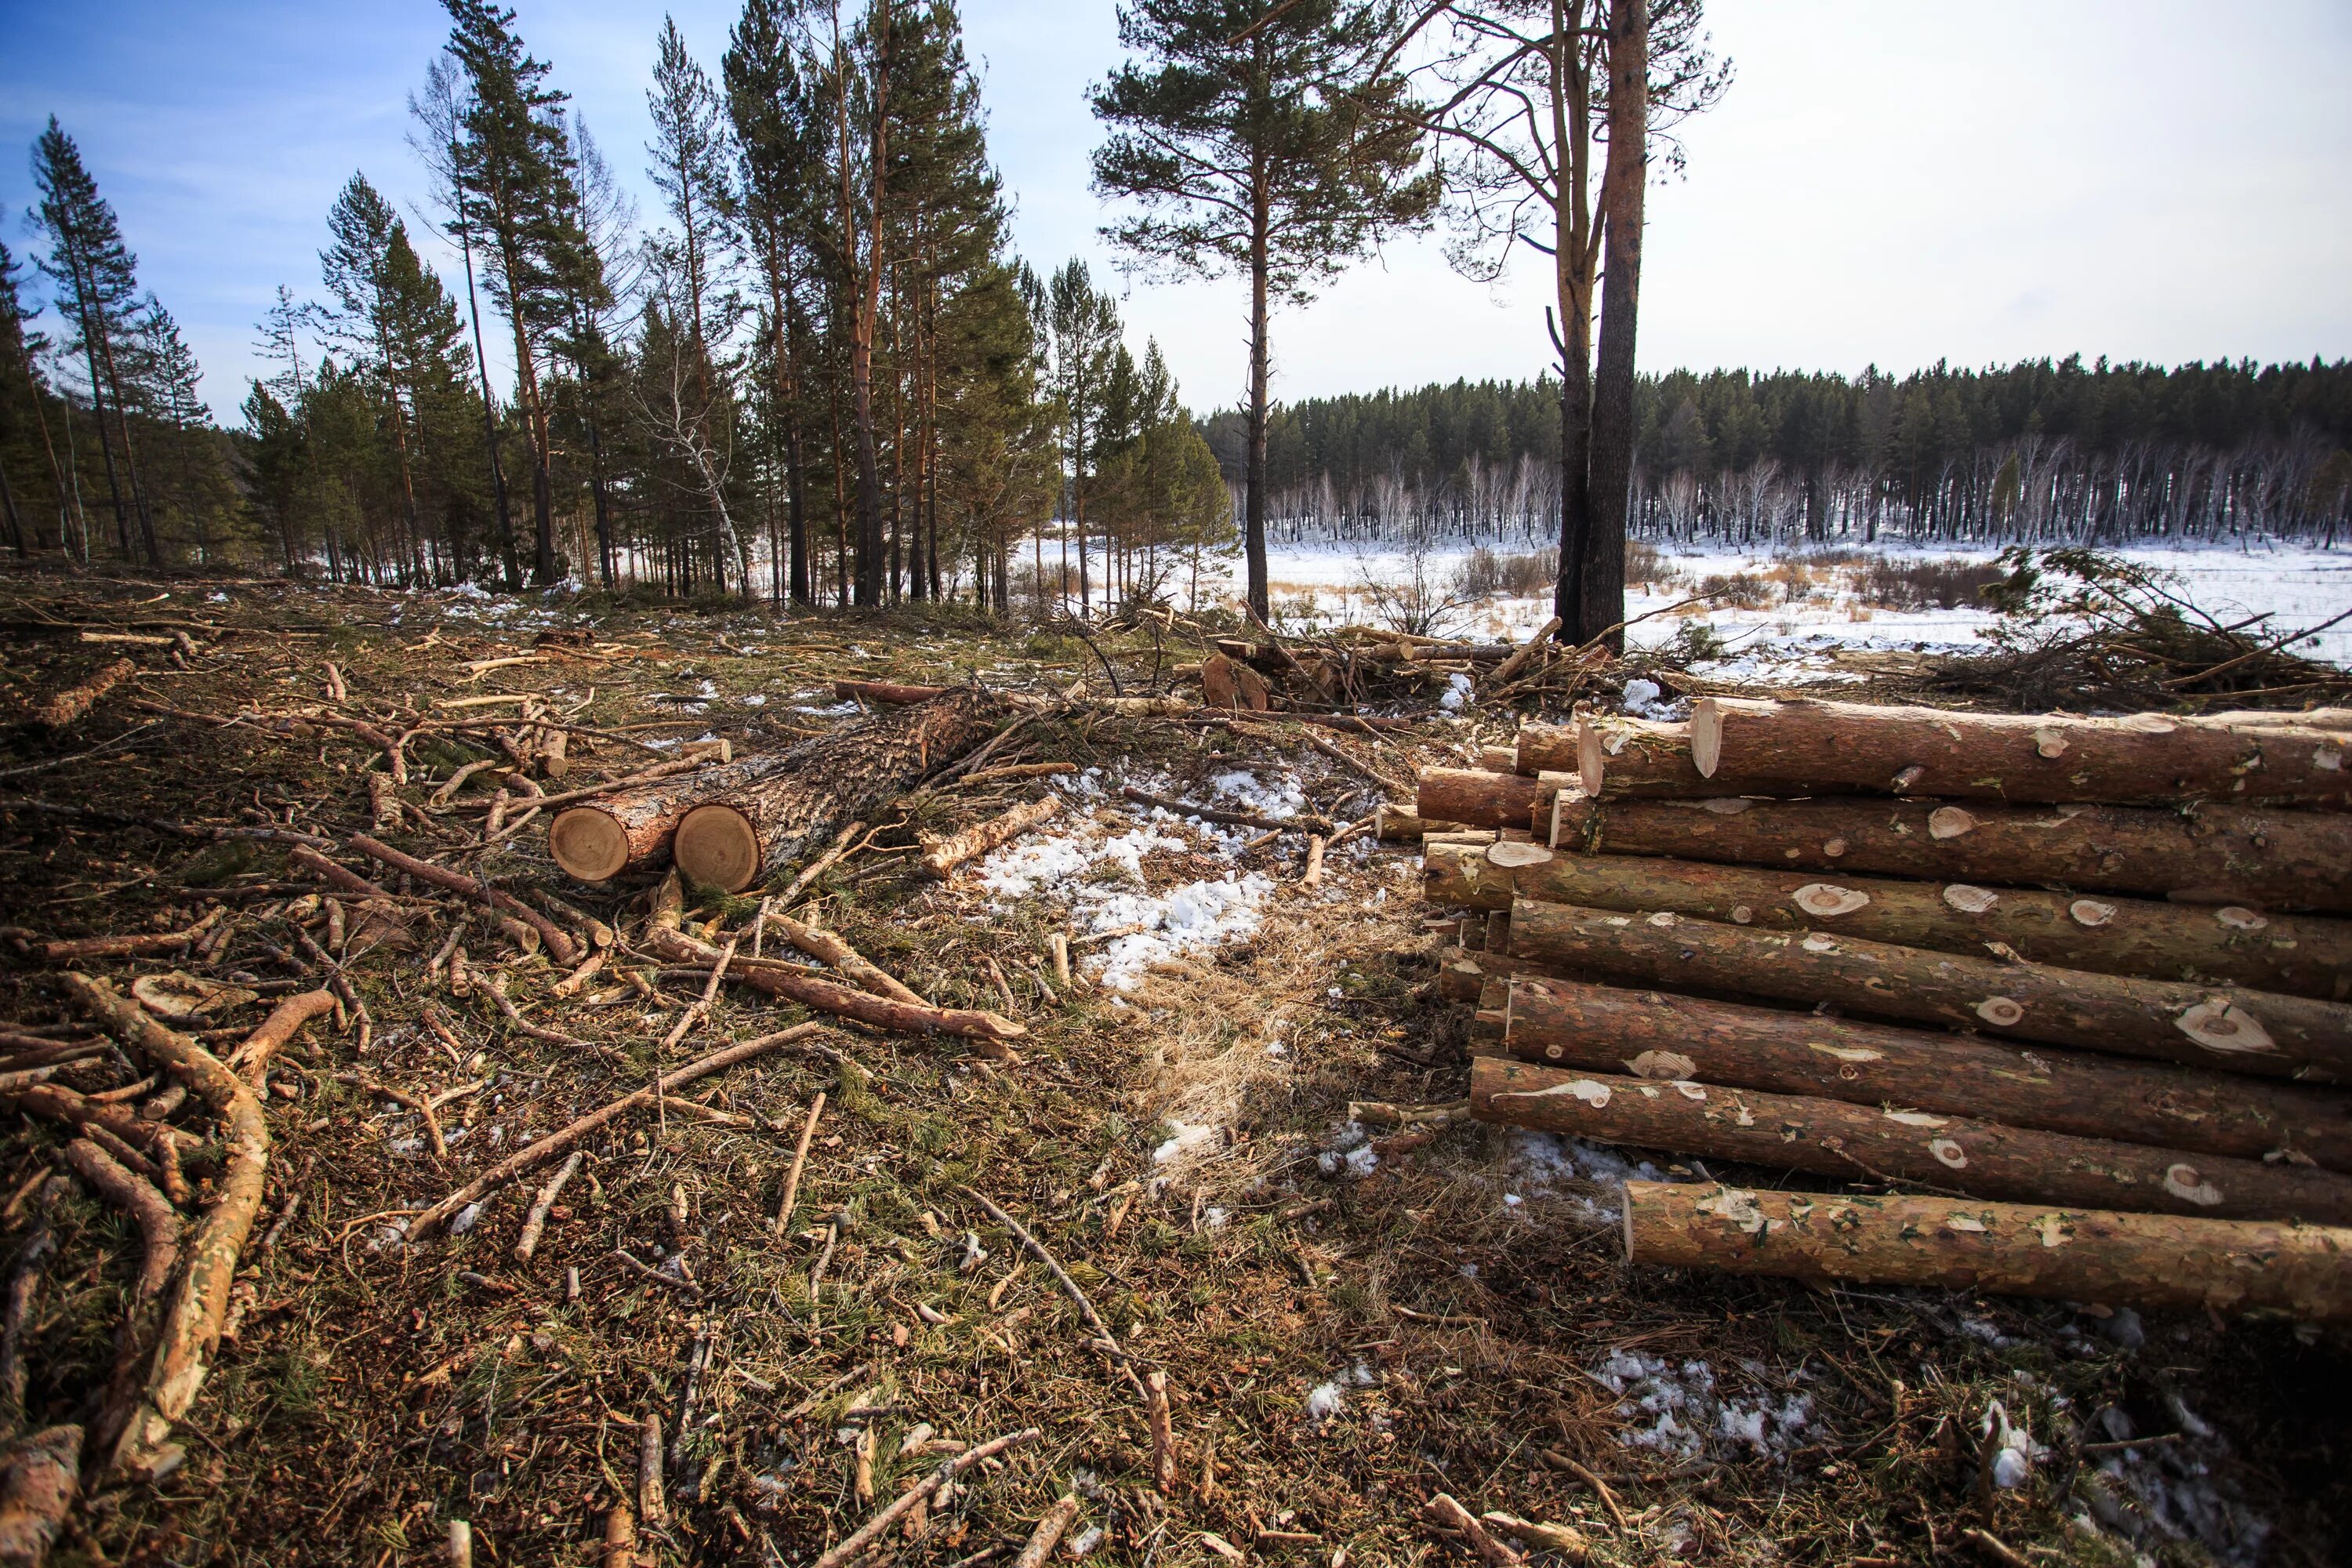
[1421,840,2352,1000]
[1506,898,2352,1080]
[1678,698,2352,808]
[1499,975,2352,1169]
[1470,1057,2352,1223]
[1416,767,1548,832]
[1577,0,1646,649]
[1546,793,2352,912]
[1243,159,1272,622]
[1619,1182,2352,1321]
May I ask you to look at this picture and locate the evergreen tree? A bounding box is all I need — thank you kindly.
[31,117,162,563]
[1044,260,1119,612]
[1091,0,1436,619]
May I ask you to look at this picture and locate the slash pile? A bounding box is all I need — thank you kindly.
[1414,696,2352,1319]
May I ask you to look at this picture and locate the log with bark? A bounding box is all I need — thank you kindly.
[1376,804,1467,841]
[1433,946,1577,1004]
[1621,1181,2352,1320]
[1500,975,2352,1169]
[32,657,137,729]
[833,677,951,707]
[1507,898,2352,1081]
[1513,721,1577,777]
[550,784,716,885]
[1682,697,2352,808]
[1422,840,2352,1000]
[920,794,1063,878]
[1469,1058,2352,1223]
[1575,715,1707,799]
[667,688,1017,891]
[1545,792,2352,913]
[1416,768,1549,832]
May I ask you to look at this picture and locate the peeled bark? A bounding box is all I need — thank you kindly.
[1417,768,1545,832]
[920,794,1063,878]
[666,688,1014,892]
[1470,1057,2352,1223]
[1508,898,2352,1080]
[33,657,136,729]
[1422,840,2352,1000]
[1621,1182,2352,1320]
[1547,793,2352,913]
[1690,697,2352,808]
[1500,976,2352,1169]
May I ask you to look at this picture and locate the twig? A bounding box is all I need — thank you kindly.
[347,834,577,964]
[773,1094,826,1237]
[657,936,738,1052]
[956,1185,1145,1396]
[515,1151,584,1264]
[811,1428,1042,1568]
[407,1025,823,1236]
[1118,785,1333,835]
[1011,1496,1082,1568]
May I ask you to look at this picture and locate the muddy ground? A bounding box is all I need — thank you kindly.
[0,572,2343,1568]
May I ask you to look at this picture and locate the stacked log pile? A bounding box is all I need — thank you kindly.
[1413,696,2352,1318]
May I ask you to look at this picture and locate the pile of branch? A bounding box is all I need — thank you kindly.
[1410,695,2352,1318]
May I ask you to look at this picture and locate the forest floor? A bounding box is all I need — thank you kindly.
[0,571,2344,1568]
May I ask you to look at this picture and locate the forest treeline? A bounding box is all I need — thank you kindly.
[0,0,1232,610]
[1205,356,2352,552]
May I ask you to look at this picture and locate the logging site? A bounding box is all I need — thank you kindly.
[6,0,2352,1565]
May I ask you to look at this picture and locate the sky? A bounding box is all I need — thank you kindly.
[3,0,2348,424]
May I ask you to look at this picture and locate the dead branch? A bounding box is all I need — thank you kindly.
[956,1185,1145,1396]
[347,834,577,964]
[515,1151,584,1264]
[920,794,1064,879]
[58,1140,181,1300]
[772,1092,826,1237]
[34,657,136,728]
[38,906,223,964]
[757,911,926,1007]
[226,989,337,1089]
[1425,1493,1525,1566]
[811,1428,1042,1568]
[1117,785,1334,835]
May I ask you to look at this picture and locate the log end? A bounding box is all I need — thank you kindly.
[674,805,762,894]
[549,806,632,884]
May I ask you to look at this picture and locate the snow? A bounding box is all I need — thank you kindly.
[1590,1349,1813,1461]
[1212,538,2352,677]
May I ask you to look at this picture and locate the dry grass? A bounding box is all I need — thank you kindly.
[0,568,2342,1568]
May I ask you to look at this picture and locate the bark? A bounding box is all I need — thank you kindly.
[0,1425,80,1568]
[833,677,950,706]
[1434,946,1576,1004]
[58,1139,180,1297]
[663,688,1014,891]
[1508,898,2352,1081]
[1577,0,1646,650]
[1500,976,2352,1169]
[1688,697,2352,808]
[920,794,1064,878]
[1470,1058,2352,1223]
[1546,793,2352,913]
[1377,805,1467,841]
[1621,1181,2352,1321]
[1576,714,1704,797]
[646,873,1022,1047]
[1417,768,1544,833]
[61,974,268,1482]
[33,656,135,728]
[1422,841,2352,1000]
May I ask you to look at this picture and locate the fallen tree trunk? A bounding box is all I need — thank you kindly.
[1621,1182,2352,1320]
[1689,697,2352,808]
[1501,976,2352,1169]
[61,974,269,1482]
[645,873,1022,1048]
[1416,768,1545,832]
[920,794,1063,878]
[33,657,136,729]
[663,688,1016,892]
[1469,1058,2352,1223]
[1508,898,2352,1080]
[1422,840,2352,1000]
[1545,793,2352,913]
[550,783,715,884]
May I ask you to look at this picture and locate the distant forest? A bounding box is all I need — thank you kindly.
[1204,357,2352,551]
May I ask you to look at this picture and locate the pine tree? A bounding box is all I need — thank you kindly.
[1046,260,1120,612]
[31,118,164,564]
[1091,0,1436,619]
[546,114,635,591]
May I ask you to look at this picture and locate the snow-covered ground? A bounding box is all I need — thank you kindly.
[1222,537,2352,682]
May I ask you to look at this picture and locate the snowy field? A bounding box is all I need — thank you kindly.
[1223,537,2352,684]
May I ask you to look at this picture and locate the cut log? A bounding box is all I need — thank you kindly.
[1416,768,1543,832]
[833,677,949,706]
[1500,976,2352,1170]
[1546,793,2352,913]
[665,688,1014,891]
[1577,716,1703,799]
[1621,1181,2352,1320]
[1689,697,2352,808]
[1469,1058,2352,1223]
[1434,946,1576,1004]
[1377,804,1466,841]
[1508,899,2352,1081]
[33,657,136,728]
[550,786,710,884]
[1422,841,2352,1000]
[1514,722,1576,777]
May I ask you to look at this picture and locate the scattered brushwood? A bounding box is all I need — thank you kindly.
[1177,618,1611,713]
[1935,547,2352,711]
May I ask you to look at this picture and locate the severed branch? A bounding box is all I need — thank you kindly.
[919,794,1063,879]
[38,906,224,965]
[227,989,337,1090]
[515,1151,583,1264]
[1118,785,1334,835]
[755,910,926,1007]
[347,834,578,964]
[59,1141,181,1300]
[956,1185,1146,1398]
[811,1428,1042,1568]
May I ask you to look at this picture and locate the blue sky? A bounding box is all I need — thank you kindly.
[5,0,2349,423]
